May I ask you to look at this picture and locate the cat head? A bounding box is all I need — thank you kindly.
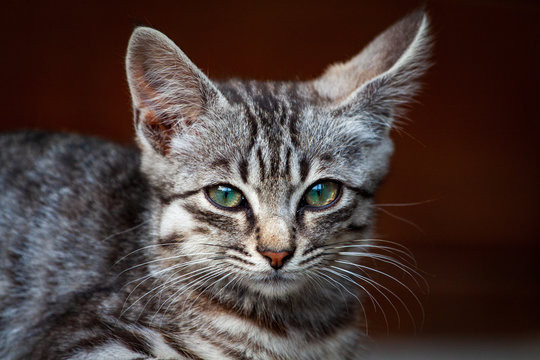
[125,10,430,299]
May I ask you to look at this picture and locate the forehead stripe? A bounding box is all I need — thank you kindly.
[238,157,249,184]
[284,147,292,179]
[299,156,310,183]
[256,147,266,182]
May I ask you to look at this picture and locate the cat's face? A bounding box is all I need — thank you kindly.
[126,11,430,298]
[141,81,393,297]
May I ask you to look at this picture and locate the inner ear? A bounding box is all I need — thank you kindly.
[134,108,176,155]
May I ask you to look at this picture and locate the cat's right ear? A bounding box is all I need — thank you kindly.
[126,27,228,155]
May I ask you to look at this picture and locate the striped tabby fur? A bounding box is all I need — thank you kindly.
[0,9,431,359]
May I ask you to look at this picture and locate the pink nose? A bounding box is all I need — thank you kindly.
[258,250,293,270]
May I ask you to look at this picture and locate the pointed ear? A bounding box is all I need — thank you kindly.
[313,10,431,135]
[126,27,227,155]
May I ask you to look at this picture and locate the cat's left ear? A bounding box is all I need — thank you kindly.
[313,9,432,136]
[126,27,228,155]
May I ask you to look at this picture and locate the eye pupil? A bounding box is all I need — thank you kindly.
[304,181,340,207]
[207,185,244,208]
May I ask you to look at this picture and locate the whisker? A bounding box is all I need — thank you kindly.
[122,264,216,318]
[337,252,426,289]
[376,207,425,233]
[150,269,226,327]
[331,264,401,332]
[343,238,416,255]
[114,242,180,266]
[183,271,233,314]
[322,267,387,331]
[123,257,212,288]
[117,252,217,276]
[336,259,425,329]
[375,199,437,207]
[333,244,416,265]
[143,267,222,324]
[157,268,227,325]
[321,238,415,259]
[119,256,222,307]
[100,220,149,243]
[211,272,240,299]
[304,271,326,293]
[312,269,369,335]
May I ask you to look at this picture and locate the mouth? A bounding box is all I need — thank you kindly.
[258,271,295,283]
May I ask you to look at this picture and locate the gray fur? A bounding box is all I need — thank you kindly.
[0,10,431,359]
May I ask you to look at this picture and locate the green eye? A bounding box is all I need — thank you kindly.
[304,181,341,207]
[207,185,244,208]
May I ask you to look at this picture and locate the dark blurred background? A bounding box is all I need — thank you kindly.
[1,0,539,356]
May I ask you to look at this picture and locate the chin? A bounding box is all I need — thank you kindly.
[246,272,307,298]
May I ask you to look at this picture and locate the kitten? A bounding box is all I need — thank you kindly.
[0,9,430,360]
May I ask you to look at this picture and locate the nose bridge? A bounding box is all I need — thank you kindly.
[258,215,291,251]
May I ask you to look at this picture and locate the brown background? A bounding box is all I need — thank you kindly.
[1,0,539,342]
